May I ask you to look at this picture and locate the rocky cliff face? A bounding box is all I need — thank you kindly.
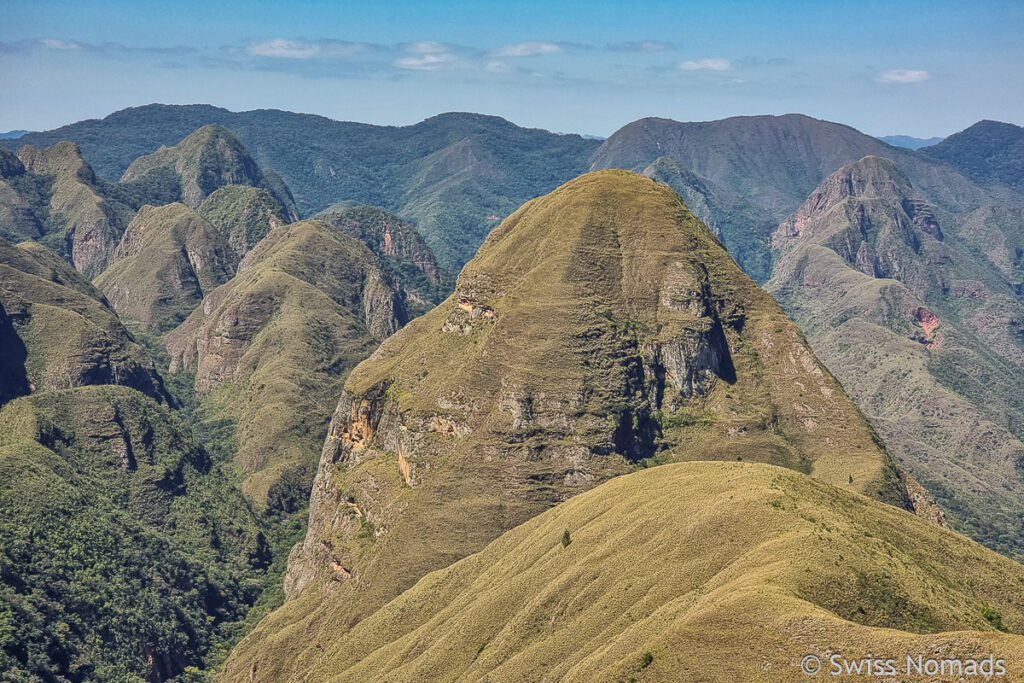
[224,170,915,681]
[121,124,299,220]
[315,204,455,316]
[768,155,1024,560]
[15,142,133,277]
[164,219,408,506]
[94,203,236,331]
[0,237,167,403]
[774,156,947,296]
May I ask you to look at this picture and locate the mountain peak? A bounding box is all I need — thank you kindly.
[18,140,95,184]
[120,124,299,218]
[774,155,945,289]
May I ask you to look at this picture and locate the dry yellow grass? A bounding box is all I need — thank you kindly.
[241,462,1024,682]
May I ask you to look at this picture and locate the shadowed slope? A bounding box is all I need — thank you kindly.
[0,237,167,403]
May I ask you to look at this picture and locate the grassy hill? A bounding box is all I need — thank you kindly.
[121,124,299,221]
[94,203,237,333]
[4,142,135,278]
[224,462,1024,682]
[768,156,1024,559]
[640,155,775,281]
[0,237,166,402]
[198,185,288,257]
[314,204,455,317]
[222,170,921,680]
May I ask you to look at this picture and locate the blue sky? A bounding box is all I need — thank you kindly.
[2,0,1022,137]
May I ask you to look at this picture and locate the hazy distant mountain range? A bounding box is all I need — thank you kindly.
[878,134,944,149]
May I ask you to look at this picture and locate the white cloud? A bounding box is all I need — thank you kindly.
[876,69,930,83]
[394,52,461,70]
[247,39,319,59]
[485,60,511,72]
[40,38,81,50]
[404,41,449,54]
[492,41,562,57]
[679,57,731,71]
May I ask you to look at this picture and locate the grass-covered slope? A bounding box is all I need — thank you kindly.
[314,204,455,316]
[0,237,166,402]
[165,219,408,507]
[94,202,237,332]
[223,170,918,680]
[0,385,267,682]
[120,124,299,221]
[198,185,288,257]
[228,462,1024,682]
[641,155,775,282]
[768,156,1024,559]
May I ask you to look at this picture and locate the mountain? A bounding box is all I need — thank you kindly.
[6,142,135,278]
[314,204,455,316]
[226,461,1024,681]
[768,156,1024,559]
[590,115,1022,283]
[1,105,601,270]
[0,131,29,140]
[94,202,237,332]
[165,219,410,507]
[120,124,300,220]
[0,149,45,245]
[198,185,288,257]
[0,237,166,402]
[878,135,944,150]
[920,120,1024,193]
[223,170,921,680]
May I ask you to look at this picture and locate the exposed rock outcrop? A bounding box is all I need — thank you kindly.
[768,155,1024,561]
[16,142,133,277]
